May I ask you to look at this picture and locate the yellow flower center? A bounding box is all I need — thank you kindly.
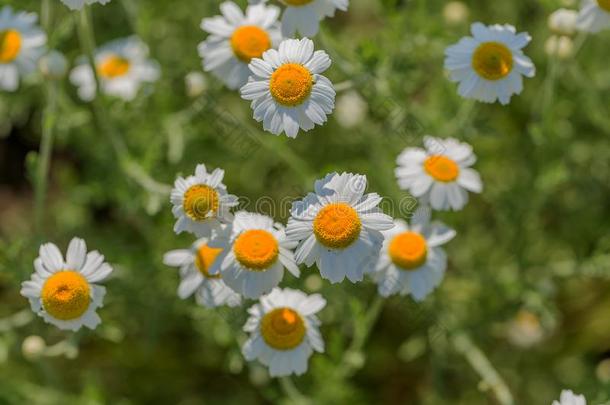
[269,63,313,107]
[195,244,223,279]
[472,42,513,81]
[0,29,22,63]
[261,307,306,350]
[183,185,220,221]
[233,229,279,270]
[283,0,314,5]
[389,231,428,270]
[424,155,460,182]
[97,55,131,78]
[598,0,610,11]
[230,25,272,63]
[41,271,91,320]
[313,203,361,249]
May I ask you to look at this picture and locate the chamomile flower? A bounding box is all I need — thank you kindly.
[242,288,325,377]
[552,390,587,405]
[278,0,349,38]
[59,0,111,11]
[240,37,335,138]
[163,238,241,308]
[208,212,299,299]
[395,136,483,211]
[20,238,113,332]
[0,6,46,92]
[70,36,160,101]
[373,207,455,301]
[444,23,535,105]
[170,164,239,238]
[198,1,282,90]
[286,172,394,284]
[577,0,610,33]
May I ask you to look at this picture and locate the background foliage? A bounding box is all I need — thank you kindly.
[1,0,610,403]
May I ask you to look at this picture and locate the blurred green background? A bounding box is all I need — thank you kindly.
[1,0,610,403]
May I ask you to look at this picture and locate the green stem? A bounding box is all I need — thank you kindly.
[452,333,514,405]
[279,377,310,404]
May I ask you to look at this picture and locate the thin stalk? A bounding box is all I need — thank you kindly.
[279,377,310,404]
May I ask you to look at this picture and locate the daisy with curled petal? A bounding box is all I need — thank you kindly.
[552,390,587,405]
[277,0,349,38]
[70,36,160,101]
[59,0,111,11]
[198,1,282,90]
[242,287,326,377]
[577,0,610,32]
[240,37,335,138]
[0,6,46,92]
[444,22,535,105]
[208,211,299,299]
[373,207,455,301]
[395,135,483,211]
[163,237,241,308]
[171,163,239,238]
[285,172,394,284]
[20,238,113,332]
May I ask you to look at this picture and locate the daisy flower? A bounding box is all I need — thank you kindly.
[577,0,610,33]
[198,1,282,90]
[208,211,299,299]
[552,390,587,405]
[60,0,111,10]
[170,163,239,238]
[444,22,535,105]
[163,238,241,308]
[242,288,325,377]
[70,36,160,101]
[20,238,113,332]
[373,207,455,301]
[395,136,483,211]
[285,172,394,284]
[278,0,349,38]
[240,37,335,138]
[0,6,46,92]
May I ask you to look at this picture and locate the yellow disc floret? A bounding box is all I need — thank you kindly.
[598,0,610,11]
[98,55,131,78]
[283,0,315,5]
[389,231,428,270]
[233,229,279,270]
[230,25,272,63]
[472,42,513,81]
[41,271,91,320]
[0,29,22,63]
[424,155,460,182]
[269,63,313,106]
[195,244,223,279]
[183,185,220,221]
[313,203,361,249]
[261,307,306,350]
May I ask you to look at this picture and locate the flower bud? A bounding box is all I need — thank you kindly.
[39,50,68,80]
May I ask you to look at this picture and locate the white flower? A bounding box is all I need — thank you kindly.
[208,212,299,299]
[70,36,160,101]
[444,23,535,105]
[39,50,68,79]
[59,0,111,11]
[185,71,207,98]
[240,38,335,138]
[373,207,455,301]
[286,172,394,284]
[552,390,587,405]
[335,90,367,129]
[0,6,46,92]
[170,163,239,238]
[163,238,242,308]
[545,35,575,59]
[20,238,113,332]
[242,287,325,377]
[443,1,470,25]
[577,0,610,32]
[198,1,282,90]
[395,136,483,211]
[549,8,579,35]
[277,0,349,38]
